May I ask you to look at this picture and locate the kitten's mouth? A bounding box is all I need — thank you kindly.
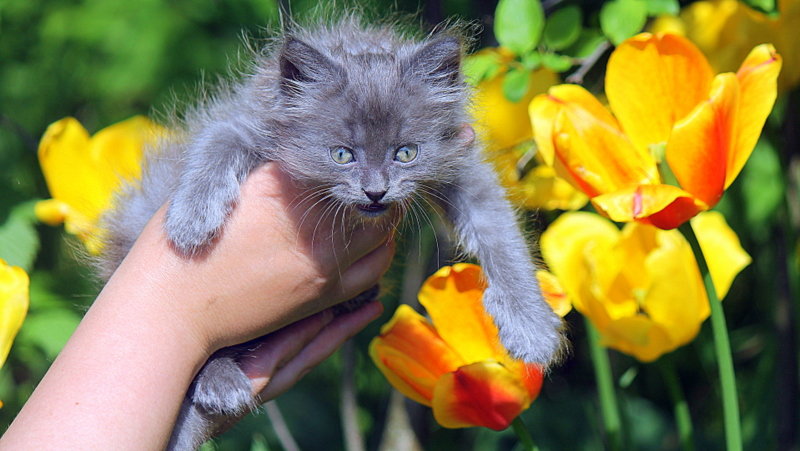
[357,202,388,216]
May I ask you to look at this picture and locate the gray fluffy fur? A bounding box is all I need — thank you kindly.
[97,16,566,450]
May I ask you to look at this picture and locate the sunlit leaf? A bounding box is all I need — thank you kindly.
[502,67,531,102]
[15,308,80,360]
[0,202,40,272]
[600,0,648,45]
[541,53,574,72]
[464,52,503,85]
[645,0,680,16]
[543,6,583,51]
[521,52,542,70]
[494,0,545,55]
[563,29,608,58]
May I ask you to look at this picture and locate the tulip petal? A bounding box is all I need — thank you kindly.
[0,260,29,368]
[535,270,572,317]
[531,84,659,196]
[691,211,751,299]
[541,212,620,321]
[432,361,541,430]
[418,264,510,363]
[667,73,740,208]
[642,227,709,347]
[606,33,714,151]
[38,118,106,224]
[730,44,781,188]
[530,84,618,167]
[592,184,707,229]
[602,316,674,362]
[550,100,659,197]
[34,199,70,226]
[91,116,159,195]
[369,305,464,406]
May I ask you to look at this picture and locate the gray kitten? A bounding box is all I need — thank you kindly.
[98,17,565,450]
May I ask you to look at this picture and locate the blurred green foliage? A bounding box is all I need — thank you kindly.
[1,0,798,449]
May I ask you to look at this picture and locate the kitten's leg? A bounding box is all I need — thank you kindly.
[166,125,262,255]
[168,354,254,451]
[443,159,566,366]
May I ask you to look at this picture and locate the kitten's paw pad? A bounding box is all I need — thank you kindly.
[165,200,226,256]
[192,357,254,416]
[483,286,567,367]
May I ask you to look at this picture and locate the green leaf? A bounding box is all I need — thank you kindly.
[541,53,574,72]
[494,0,545,55]
[521,51,542,70]
[502,67,531,102]
[600,0,648,45]
[563,29,608,58]
[463,52,502,85]
[742,0,777,14]
[16,308,81,359]
[645,0,680,16]
[0,201,40,271]
[543,6,583,51]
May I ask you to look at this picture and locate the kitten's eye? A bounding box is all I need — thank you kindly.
[394,144,418,163]
[330,146,354,164]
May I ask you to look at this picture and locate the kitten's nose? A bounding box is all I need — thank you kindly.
[364,190,387,203]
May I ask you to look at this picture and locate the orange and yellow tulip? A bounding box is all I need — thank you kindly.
[540,211,750,361]
[530,33,781,229]
[369,264,545,430]
[36,116,164,254]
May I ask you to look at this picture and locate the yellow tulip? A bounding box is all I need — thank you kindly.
[369,264,545,430]
[37,116,164,254]
[652,0,800,92]
[0,259,29,369]
[530,33,781,229]
[540,211,750,361]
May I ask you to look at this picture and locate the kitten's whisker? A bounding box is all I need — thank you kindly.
[413,193,444,265]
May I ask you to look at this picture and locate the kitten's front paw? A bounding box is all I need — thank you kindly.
[192,356,254,416]
[165,195,227,256]
[483,285,566,366]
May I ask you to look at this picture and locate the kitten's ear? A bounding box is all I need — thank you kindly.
[279,37,343,94]
[406,36,462,85]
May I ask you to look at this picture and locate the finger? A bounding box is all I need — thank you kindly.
[331,238,396,303]
[259,300,384,400]
[238,309,334,394]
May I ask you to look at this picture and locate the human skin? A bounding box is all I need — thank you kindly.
[1,163,395,450]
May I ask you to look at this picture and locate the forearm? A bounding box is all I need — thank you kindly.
[2,248,210,449]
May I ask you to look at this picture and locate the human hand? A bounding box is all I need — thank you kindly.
[109,162,396,356]
[208,300,384,437]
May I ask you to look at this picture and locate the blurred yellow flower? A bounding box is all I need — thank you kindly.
[37,116,164,254]
[471,48,559,151]
[652,0,800,92]
[0,259,29,369]
[540,211,749,361]
[531,33,781,229]
[469,48,586,211]
[369,264,545,430]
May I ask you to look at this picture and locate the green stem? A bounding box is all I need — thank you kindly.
[680,222,742,451]
[586,318,623,451]
[511,416,538,451]
[659,357,695,451]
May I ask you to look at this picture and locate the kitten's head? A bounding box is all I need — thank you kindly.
[270,26,475,219]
